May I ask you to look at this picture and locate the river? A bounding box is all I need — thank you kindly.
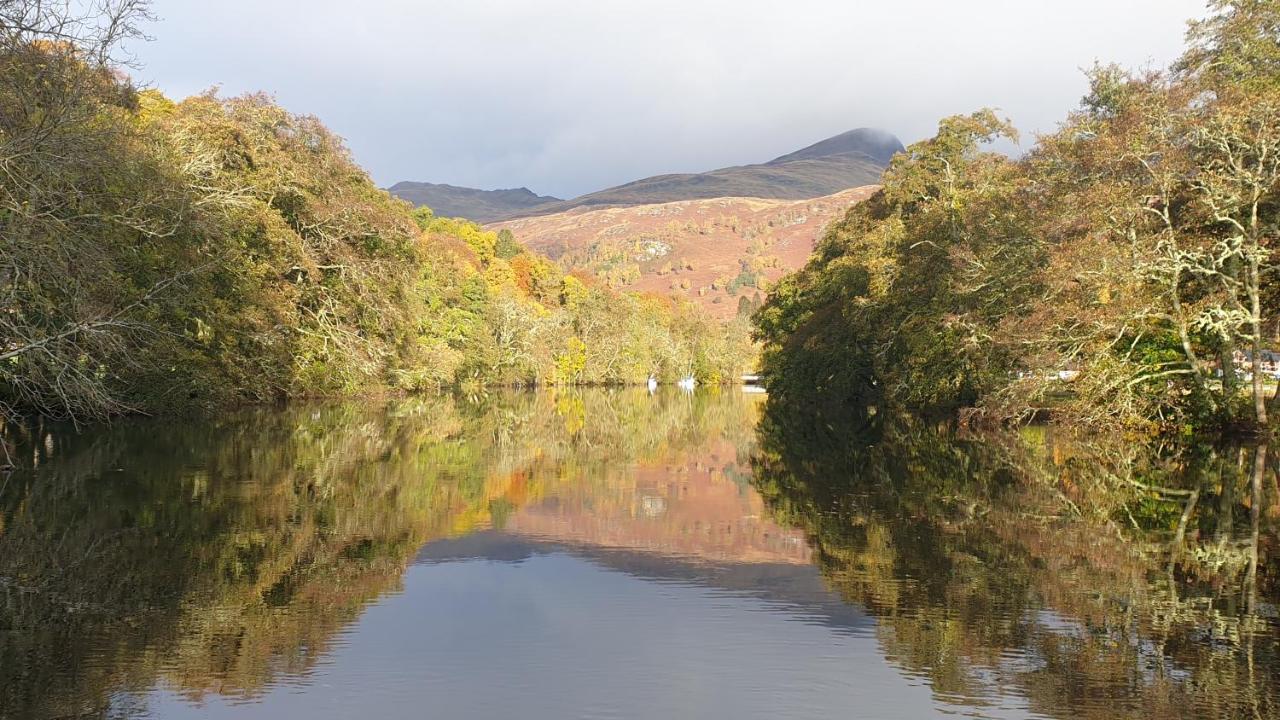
[1,389,1275,719]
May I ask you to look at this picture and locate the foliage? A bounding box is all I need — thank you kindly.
[0,4,754,425]
[755,2,1280,434]
[755,111,1031,415]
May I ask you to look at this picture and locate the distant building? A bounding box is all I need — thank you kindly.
[1231,350,1280,378]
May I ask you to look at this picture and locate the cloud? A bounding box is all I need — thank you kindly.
[133,0,1206,198]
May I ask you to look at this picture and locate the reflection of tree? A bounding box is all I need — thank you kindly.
[750,398,1279,719]
[1,402,467,718]
[0,389,761,719]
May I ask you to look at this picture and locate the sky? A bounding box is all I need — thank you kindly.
[130,0,1209,199]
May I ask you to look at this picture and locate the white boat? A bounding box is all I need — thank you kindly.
[677,376,696,392]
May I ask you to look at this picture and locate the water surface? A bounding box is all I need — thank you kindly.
[1,389,1276,719]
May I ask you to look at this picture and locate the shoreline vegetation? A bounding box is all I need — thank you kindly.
[0,2,754,432]
[5,0,1280,446]
[755,0,1280,440]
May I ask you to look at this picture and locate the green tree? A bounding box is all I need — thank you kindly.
[495,228,522,259]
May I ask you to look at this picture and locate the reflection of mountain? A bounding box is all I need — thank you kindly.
[6,387,1278,720]
[0,389,766,720]
[416,532,872,635]
[505,437,811,565]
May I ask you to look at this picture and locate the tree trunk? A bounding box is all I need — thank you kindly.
[1171,282,1209,399]
[1245,444,1265,613]
[1219,343,1238,408]
[1249,255,1268,426]
[1217,253,1240,413]
[1270,320,1280,418]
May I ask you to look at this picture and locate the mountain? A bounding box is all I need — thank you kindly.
[386,182,561,223]
[528,127,900,214]
[395,129,895,318]
[390,128,902,222]
[764,127,903,166]
[491,186,879,319]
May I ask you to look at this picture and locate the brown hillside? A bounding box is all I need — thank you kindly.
[491,186,878,319]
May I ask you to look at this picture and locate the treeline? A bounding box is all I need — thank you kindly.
[0,3,752,424]
[756,0,1280,435]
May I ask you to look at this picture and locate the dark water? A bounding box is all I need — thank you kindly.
[1,389,1276,719]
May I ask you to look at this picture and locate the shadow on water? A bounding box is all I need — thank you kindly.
[0,389,1277,719]
[751,396,1280,719]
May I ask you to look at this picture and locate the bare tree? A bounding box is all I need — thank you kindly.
[0,0,163,424]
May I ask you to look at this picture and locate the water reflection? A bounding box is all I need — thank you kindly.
[0,389,1275,719]
[0,390,778,718]
[752,399,1279,719]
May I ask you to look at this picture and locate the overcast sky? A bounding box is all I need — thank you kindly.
[131,1,1208,199]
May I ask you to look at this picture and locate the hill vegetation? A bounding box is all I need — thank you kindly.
[0,2,753,427]
[754,0,1280,436]
[493,187,878,319]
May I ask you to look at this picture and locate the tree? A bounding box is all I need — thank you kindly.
[494,228,521,259]
[1179,0,1280,89]
[0,0,176,422]
[754,3,1280,434]
[0,1,759,427]
[755,110,1030,413]
[1188,93,1280,424]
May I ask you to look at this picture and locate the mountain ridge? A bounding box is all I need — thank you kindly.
[386,182,561,223]
[389,127,902,222]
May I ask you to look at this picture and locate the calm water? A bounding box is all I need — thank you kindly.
[1,389,1277,719]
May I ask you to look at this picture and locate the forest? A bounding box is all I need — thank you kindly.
[0,1,753,427]
[755,0,1280,436]
[8,0,1280,440]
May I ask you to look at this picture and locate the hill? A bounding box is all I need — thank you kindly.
[386,182,561,223]
[491,186,879,320]
[390,128,901,221]
[532,127,899,213]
